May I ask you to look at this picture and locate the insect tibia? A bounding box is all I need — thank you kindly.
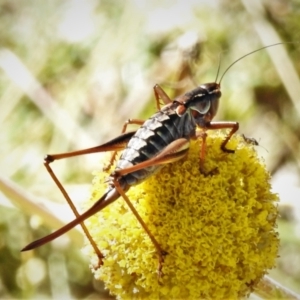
[21,187,120,252]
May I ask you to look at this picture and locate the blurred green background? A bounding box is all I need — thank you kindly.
[0,0,300,299]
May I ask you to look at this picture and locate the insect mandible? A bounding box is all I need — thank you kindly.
[21,42,289,275]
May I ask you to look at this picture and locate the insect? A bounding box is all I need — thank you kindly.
[242,133,259,146]
[242,133,269,153]
[21,42,289,275]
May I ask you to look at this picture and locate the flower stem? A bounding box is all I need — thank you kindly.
[254,276,300,299]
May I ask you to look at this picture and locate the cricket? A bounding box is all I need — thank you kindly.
[21,42,288,274]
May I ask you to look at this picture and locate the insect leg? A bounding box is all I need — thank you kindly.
[194,130,217,175]
[194,131,208,174]
[41,131,136,267]
[206,121,239,152]
[45,131,136,161]
[113,179,167,277]
[153,84,172,110]
[113,138,190,177]
[194,121,238,174]
[21,188,119,252]
[112,138,189,275]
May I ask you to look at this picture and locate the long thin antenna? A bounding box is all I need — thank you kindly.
[218,42,297,85]
[214,52,222,83]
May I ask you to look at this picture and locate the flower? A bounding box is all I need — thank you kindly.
[82,131,279,299]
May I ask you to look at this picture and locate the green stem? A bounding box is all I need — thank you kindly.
[254,276,300,299]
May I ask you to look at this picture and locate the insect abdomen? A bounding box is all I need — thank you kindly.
[116,109,194,186]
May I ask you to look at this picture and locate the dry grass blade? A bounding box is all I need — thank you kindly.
[0,174,83,246]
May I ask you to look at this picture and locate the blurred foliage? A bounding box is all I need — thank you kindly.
[0,0,300,299]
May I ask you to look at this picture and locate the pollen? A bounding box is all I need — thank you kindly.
[82,131,279,299]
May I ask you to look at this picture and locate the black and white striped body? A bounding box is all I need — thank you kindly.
[115,102,197,187]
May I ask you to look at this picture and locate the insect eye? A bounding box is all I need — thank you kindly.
[191,98,211,114]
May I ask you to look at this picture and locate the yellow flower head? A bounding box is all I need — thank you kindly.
[82,132,279,299]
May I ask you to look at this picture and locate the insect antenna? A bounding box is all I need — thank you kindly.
[214,52,222,83]
[218,42,297,85]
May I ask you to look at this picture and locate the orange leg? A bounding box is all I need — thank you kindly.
[195,121,239,174]
[153,84,172,110]
[41,132,136,267]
